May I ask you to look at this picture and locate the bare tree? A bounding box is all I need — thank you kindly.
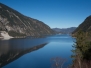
[50,57,67,68]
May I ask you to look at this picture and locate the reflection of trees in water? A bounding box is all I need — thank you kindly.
[0,42,47,67]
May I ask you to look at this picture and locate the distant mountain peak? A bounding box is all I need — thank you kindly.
[52,27,76,34]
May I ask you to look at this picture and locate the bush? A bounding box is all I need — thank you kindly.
[8,31,26,37]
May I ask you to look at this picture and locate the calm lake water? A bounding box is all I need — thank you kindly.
[0,34,75,68]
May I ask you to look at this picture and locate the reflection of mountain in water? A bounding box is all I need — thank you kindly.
[0,39,48,67]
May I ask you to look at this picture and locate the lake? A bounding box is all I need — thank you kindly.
[0,34,75,68]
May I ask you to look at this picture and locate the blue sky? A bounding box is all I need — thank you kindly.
[0,0,91,28]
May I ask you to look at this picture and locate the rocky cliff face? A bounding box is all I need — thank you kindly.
[0,3,54,37]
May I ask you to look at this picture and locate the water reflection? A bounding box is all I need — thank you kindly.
[0,39,48,67]
[0,35,74,68]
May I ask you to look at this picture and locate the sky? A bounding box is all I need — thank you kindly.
[0,0,91,28]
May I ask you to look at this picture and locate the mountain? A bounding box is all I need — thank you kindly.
[73,15,91,37]
[0,3,54,38]
[52,27,76,34]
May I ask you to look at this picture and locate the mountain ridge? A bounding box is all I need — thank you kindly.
[52,27,76,34]
[73,15,91,37]
[0,3,54,38]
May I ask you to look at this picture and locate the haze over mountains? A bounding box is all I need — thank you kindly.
[0,3,54,38]
[52,27,76,34]
[54,15,91,35]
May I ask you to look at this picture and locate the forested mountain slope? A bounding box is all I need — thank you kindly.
[73,15,91,37]
[0,3,54,37]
